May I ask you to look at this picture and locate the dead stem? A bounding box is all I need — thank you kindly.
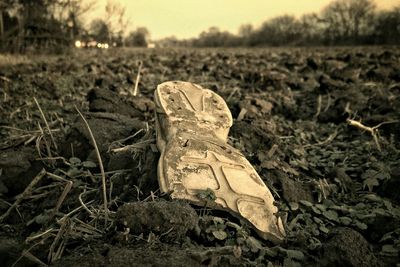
[34,97,58,151]
[78,188,95,216]
[75,106,109,224]
[46,172,73,221]
[226,87,239,102]
[48,217,69,263]
[237,108,247,121]
[323,93,331,112]
[37,122,52,159]
[26,228,56,243]
[347,118,399,152]
[132,60,143,96]
[57,201,93,223]
[0,169,47,223]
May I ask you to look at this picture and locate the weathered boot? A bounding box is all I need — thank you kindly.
[154,81,285,243]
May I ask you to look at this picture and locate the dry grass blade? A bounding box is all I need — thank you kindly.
[0,169,47,223]
[34,97,58,151]
[26,228,56,243]
[226,87,239,102]
[79,189,95,216]
[314,94,322,119]
[74,106,109,223]
[132,60,143,96]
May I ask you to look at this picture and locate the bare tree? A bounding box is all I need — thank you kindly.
[62,0,96,40]
[372,6,400,44]
[105,0,128,45]
[299,13,323,44]
[321,0,375,43]
[250,15,302,46]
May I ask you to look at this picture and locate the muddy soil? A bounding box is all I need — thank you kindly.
[0,47,399,266]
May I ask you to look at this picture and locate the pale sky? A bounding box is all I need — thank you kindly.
[87,0,399,40]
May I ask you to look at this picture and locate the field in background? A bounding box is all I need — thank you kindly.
[0,47,399,266]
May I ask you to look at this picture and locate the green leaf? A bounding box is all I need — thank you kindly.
[289,202,299,211]
[312,206,322,214]
[319,225,329,234]
[339,217,352,225]
[308,237,322,250]
[82,160,97,168]
[313,217,323,224]
[315,204,327,211]
[286,249,305,261]
[212,230,228,240]
[363,194,382,203]
[245,236,262,253]
[379,231,395,243]
[299,200,313,207]
[212,217,225,227]
[67,167,82,177]
[381,244,398,256]
[354,220,368,230]
[322,210,339,222]
[69,157,81,165]
[375,172,390,180]
[34,212,50,224]
[363,177,379,192]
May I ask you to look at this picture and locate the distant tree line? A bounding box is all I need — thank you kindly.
[165,0,400,47]
[0,0,97,52]
[1,0,399,52]
[0,0,150,52]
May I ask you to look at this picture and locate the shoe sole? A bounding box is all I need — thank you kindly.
[154,81,285,243]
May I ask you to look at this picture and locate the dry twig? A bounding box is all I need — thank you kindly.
[34,97,58,151]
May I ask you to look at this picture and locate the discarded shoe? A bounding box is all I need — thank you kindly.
[154,81,285,243]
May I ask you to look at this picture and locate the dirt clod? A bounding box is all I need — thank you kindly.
[0,147,43,196]
[61,112,145,160]
[116,201,198,242]
[320,228,381,267]
[88,87,143,118]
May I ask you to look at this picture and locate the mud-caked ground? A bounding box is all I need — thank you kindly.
[0,47,399,266]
